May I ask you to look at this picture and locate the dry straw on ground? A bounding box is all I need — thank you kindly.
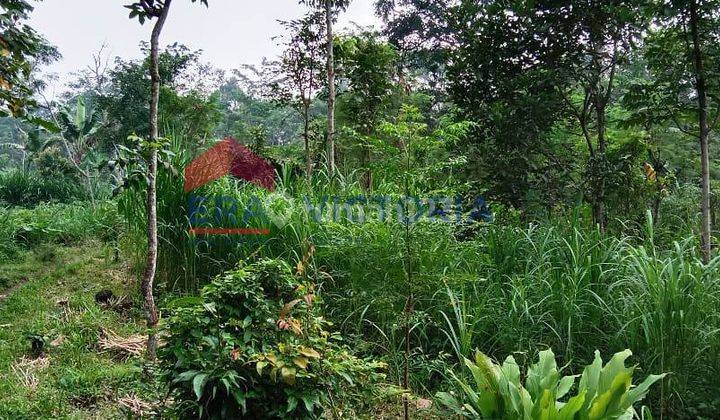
[11,356,50,390]
[98,329,145,359]
[118,394,158,417]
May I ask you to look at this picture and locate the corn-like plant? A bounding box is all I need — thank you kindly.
[437,348,665,419]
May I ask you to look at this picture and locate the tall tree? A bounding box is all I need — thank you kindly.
[624,0,718,262]
[553,1,650,231]
[301,0,350,178]
[268,12,326,180]
[335,31,398,189]
[126,0,208,360]
[93,44,218,150]
[689,0,714,262]
[56,96,101,205]
[379,1,650,227]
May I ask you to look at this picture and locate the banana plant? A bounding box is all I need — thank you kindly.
[57,96,100,164]
[56,96,102,205]
[437,349,666,420]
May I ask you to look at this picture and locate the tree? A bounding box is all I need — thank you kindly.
[94,43,218,150]
[446,1,570,210]
[551,1,650,231]
[624,0,719,262]
[0,0,59,123]
[335,31,399,189]
[379,1,650,227]
[0,120,54,171]
[301,0,351,178]
[268,12,326,180]
[125,0,208,360]
[214,76,301,146]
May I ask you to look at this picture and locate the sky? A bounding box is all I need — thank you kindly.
[28,0,380,92]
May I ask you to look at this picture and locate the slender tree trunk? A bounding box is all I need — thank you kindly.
[142,0,172,360]
[594,101,607,232]
[402,146,412,420]
[303,100,312,180]
[362,147,372,190]
[325,0,336,178]
[361,128,372,190]
[689,0,712,264]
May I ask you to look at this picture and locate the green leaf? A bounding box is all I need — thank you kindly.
[624,373,668,409]
[557,374,577,399]
[281,366,297,385]
[286,395,298,413]
[256,360,268,375]
[557,390,586,420]
[588,370,633,419]
[175,370,198,383]
[193,373,208,400]
[302,393,320,413]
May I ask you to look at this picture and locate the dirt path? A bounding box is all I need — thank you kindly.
[0,275,29,304]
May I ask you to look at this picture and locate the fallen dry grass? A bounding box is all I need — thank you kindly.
[11,355,50,391]
[98,329,145,359]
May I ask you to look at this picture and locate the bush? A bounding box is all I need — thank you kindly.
[437,348,665,419]
[0,170,86,207]
[33,146,79,180]
[160,258,388,419]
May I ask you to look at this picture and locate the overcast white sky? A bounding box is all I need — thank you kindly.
[29,0,379,91]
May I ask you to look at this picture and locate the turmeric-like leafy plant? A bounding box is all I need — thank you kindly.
[437,348,665,419]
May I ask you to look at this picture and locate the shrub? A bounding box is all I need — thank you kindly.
[436,348,665,419]
[33,146,79,180]
[160,258,388,419]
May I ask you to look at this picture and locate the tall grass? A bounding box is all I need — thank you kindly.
[0,170,87,207]
[310,211,720,415]
[0,202,121,262]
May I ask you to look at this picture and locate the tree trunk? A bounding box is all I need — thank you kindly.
[325,0,336,178]
[142,0,172,360]
[362,147,372,190]
[689,0,712,264]
[594,101,607,232]
[303,100,312,181]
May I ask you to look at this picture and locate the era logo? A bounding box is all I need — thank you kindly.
[185,138,277,236]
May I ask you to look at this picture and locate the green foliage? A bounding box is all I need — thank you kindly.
[56,96,100,151]
[0,201,120,263]
[0,0,60,120]
[370,104,471,193]
[214,78,301,145]
[314,212,719,415]
[335,30,399,134]
[0,170,86,207]
[32,146,78,180]
[125,0,208,25]
[160,258,387,419]
[437,348,665,419]
[94,44,220,148]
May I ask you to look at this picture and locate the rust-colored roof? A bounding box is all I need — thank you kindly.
[183,138,276,193]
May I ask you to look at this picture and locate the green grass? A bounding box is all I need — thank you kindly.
[0,170,87,207]
[0,202,120,263]
[0,243,157,419]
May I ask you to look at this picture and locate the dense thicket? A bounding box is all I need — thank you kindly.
[1,0,719,418]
